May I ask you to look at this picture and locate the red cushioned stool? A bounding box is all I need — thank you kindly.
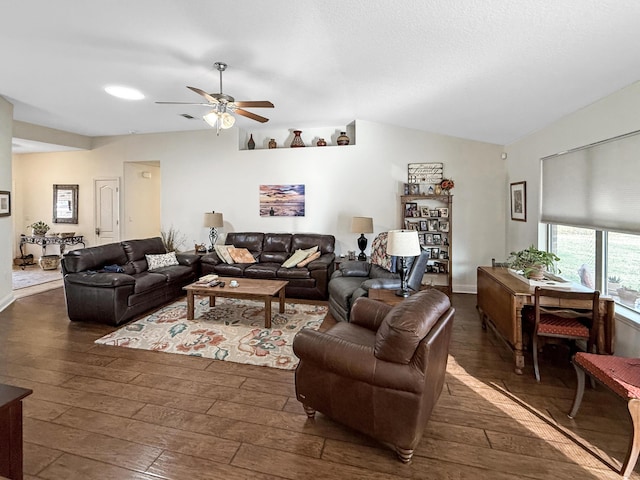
[569,352,640,479]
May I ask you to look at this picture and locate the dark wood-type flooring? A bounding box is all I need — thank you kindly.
[1,287,637,479]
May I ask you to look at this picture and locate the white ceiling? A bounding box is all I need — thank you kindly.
[4,0,640,151]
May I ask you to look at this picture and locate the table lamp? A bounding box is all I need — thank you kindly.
[203,212,224,251]
[351,216,374,261]
[386,229,421,297]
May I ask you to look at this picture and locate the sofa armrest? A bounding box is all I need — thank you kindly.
[350,297,392,331]
[293,328,423,392]
[200,252,221,266]
[176,252,200,267]
[337,260,371,277]
[64,272,136,288]
[361,278,402,292]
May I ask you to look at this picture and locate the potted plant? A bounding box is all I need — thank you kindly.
[607,275,622,292]
[27,221,50,236]
[507,244,560,280]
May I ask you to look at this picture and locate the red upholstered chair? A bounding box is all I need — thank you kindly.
[531,287,599,382]
[569,352,640,479]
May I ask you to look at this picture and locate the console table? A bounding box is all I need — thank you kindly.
[18,234,85,268]
[476,266,615,374]
[0,384,32,480]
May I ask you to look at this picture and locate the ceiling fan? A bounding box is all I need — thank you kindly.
[157,61,274,133]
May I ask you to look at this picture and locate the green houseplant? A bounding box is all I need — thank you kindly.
[27,221,50,236]
[508,245,560,280]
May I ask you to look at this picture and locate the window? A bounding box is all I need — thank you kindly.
[548,225,640,313]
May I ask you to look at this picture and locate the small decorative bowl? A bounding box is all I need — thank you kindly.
[60,232,76,238]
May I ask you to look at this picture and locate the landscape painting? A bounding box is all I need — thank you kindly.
[259,184,305,217]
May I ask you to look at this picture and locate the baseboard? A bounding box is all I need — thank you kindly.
[453,284,476,294]
[0,292,15,313]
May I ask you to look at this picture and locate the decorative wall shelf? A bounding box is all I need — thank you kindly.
[238,122,356,151]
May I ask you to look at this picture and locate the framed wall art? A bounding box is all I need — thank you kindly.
[260,184,305,217]
[510,181,527,222]
[0,191,10,217]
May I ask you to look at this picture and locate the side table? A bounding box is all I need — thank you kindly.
[0,384,32,480]
[369,288,416,307]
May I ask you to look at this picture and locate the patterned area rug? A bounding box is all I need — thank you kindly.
[95,297,327,370]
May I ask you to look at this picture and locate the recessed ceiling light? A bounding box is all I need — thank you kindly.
[104,85,145,100]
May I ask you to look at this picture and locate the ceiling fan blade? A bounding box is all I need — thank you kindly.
[233,101,274,108]
[235,109,269,123]
[187,86,219,104]
[156,101,212,106]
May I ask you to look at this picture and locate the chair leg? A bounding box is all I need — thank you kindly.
[303,404,316,418]
[396,446,414,464]
[621,399,640,479]
[532,334,541,382]
[568,361,586,418]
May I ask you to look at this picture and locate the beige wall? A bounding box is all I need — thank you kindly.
[12,120,505,293]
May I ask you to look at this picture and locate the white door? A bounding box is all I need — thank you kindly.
[94,178,120,245]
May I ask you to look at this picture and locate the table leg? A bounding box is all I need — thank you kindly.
[209,296,215,307]
[514,309,525,375]
[186,292,195,320]
[264,297,272,329]
[278,288,285,314]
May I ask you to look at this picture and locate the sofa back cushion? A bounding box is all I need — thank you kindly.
[122,237,166,273]
[62,242,128,274]
[261,233,292,263]
[375,289,451,364]
[291,234,335,254]
[225,232,264,255]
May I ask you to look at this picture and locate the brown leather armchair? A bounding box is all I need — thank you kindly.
[293,289,454,463]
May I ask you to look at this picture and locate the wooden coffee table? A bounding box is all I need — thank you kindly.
[183,277,289,328]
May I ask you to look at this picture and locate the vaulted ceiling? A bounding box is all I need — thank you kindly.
[4,0,640,151]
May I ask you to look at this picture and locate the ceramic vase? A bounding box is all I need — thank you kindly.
[268,138,277,149]
[337,131,350,146]
[316,138,327,146]
[248,134,255,150]
[434,185,442,195]
[291,130,305,148]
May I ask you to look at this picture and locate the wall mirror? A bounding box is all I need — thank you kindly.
[53,184,79,224]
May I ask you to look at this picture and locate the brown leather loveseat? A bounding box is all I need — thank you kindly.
[62,237,200,325]
[293,289,454,462]
[200,232,335,300]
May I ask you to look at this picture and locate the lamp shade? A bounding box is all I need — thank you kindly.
[386,230,421,257]
[351,216,374,233]
[203,212,224,228]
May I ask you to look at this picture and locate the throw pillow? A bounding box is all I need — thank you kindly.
[146,252,179,270]
[228,247,256,264]
[214,244,235,264]
[282,249,311,268]
[297,251,321,267]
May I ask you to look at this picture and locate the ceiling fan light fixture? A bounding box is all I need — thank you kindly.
[221,112,235,129]
[203,110,219,128]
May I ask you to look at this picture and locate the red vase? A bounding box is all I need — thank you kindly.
[290,130,305,147]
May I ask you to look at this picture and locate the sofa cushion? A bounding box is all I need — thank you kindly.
[146,252,179,270]
[132,271,168,293]
[151,264,194,283]
[122,237,166,273]
[228,247,256,264]
[297,251,321,267]
[214,244,235,264]
[62,242,128,273]
[244,263,279,278]
[278,267,311,279]
[213,263,248,276]
[282,249,311,268]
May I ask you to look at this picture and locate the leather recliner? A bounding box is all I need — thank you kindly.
[293,289,455,463]
[328,249,430,322]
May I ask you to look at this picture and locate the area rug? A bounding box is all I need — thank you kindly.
[12,265,63,289]
[95,297,327,370]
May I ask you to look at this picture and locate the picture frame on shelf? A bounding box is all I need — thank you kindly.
[407,222,418,231]
[409,183,420,195]
[420,207,430,217]
[419,220,428,231]
[432,233,442,245]
[438,207,449,218]
[424,234,433,245]
[419,233,426,246]
[428,219,439,231]
[510,181,527,222]
[438,263,447,273]
[0,191,10,217]
[439,221,450,232]
[404,202,418,217]
[430,210,440,217]
[430,247,440,259]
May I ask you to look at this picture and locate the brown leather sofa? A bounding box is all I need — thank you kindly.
[293,289,454,462]
[61,237,200,326]
[200,232,335,300]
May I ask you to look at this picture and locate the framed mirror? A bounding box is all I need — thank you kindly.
[53,184,78,224]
